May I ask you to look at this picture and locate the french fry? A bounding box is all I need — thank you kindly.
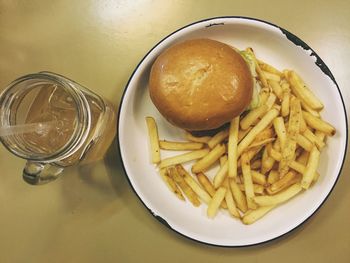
[146,116,161,163]
[279,137,296,175]
[196,172,215,196]
[247,126,275,150]
[303,111,336,136]
[258,60,282,75]
[167,167,200,206]
[257,69,269,88]
[185,131,212,143]
[220,155,228,167]
[158,149,209,169]
[251,159,262,170]
[213,160,228,189]
[251,170,267,185]
[301,146,320,189]
[159,140,204,151]
[228,117,240,178]
[266,171,302,194]
[192,144,225,173]
[238,146,263,168]
[288,97,302,140]
[159,168,185,201]
[267,170,279,184]
[176,165,211,204]
[196,172,228,209]
[296,134,313,152]
[254,183,303,206]
[247,137,275,150]
[222,178,230,190]
[253,184,265,195]
[273,138,281,151]
[254,127,275,142]
[301,100,320,117]
[230,179,248,213]
[295,146,304,159]
[238,183,265,194]
[261,144,275,174]
[273,117,287,149]
[207,129,229,148]
[296,150,309,165]
[273,103,283,112]
[207,187,227,218]
[242,205,276,225]
[279,97,301,174]
[268,79,283,99]
[238,108,280,156]
[246,47,268,87]
[241,152,257,209]
[263,71,281,82]
[238,126,252,143]
[303,128,326,149]
[267,147,281,161]
[265,93,277,110]
[280,79,289,87]
[235,175,242,184]
[224,183,241,218]
[240,105,268,130]
[315,130,326,142]
[259,89,270,105]
[285,70,323,110]
[281,82,290,117]
[299,112,307,133]
[289,161,307,175]
[268,147,306,174]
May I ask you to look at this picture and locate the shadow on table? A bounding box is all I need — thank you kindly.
[103,138,131,200]
[58,137,129,220]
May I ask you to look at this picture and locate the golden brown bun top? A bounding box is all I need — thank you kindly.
[149,38,253,131]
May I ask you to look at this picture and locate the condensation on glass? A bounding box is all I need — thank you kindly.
[0,72,116,184]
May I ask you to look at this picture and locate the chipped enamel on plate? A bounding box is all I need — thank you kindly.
[118,17,348,247]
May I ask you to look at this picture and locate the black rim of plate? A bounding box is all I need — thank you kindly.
[117,16,348,247]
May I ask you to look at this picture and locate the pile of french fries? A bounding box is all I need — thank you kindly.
[146,47,336,225]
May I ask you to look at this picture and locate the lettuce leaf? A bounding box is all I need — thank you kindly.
[240,50,261,110]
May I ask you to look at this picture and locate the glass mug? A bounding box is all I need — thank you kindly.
[0,72,116,185]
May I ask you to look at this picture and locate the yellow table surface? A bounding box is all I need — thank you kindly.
[1,1,350,262]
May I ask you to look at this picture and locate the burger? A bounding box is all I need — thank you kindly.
[149,38,260,131]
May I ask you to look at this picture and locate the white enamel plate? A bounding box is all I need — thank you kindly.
[118,17,348,246]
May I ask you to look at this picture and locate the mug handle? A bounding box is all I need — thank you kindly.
[23,161,64,185]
